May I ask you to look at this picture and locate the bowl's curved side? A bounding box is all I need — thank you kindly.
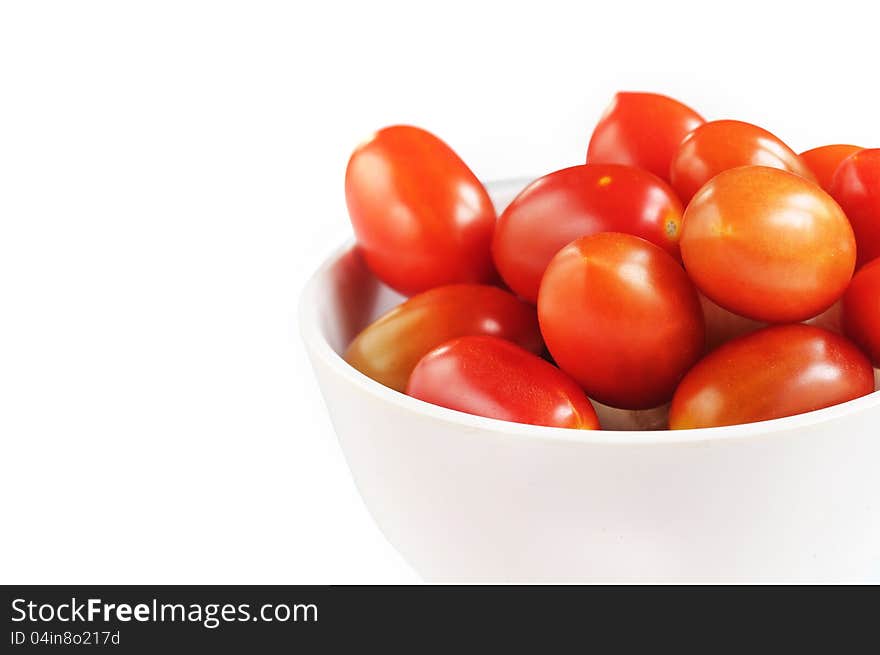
[305,335,880,582]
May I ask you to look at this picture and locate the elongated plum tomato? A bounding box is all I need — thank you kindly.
[344,284,542,393]
[587,92,704,183]
[492,164,684,303]
[800,144,863,192]
[538,233,705,410]
[681,166,855,323]
[842,257,880,365]
[407,335,600,429]
[829,148,880,269]
[669,324,874,429]
[344,125,496,296]
[670,120,815,203]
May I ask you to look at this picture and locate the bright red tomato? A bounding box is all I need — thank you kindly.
[842,257,880,366]
[344,284,542,393]
[800,144,863,192]
[407,335,600,429]
[492,164,684,303]
[587,92,704,183]
[680,166,855,323]
[670,120,815,203]
[538,232,705,409]
[345,125,496,296]
[669,324,874,429]
[829,148,880,269]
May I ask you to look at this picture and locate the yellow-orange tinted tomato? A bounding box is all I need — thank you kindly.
[680,166,855,323]
[670,324,874,429]
[344,284,542,393]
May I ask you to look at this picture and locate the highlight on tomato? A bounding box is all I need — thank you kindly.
[344,284,542,393]
[669,324,874,429]
[406,335,600,429]
[492,164,684,303]
[345,125,496,296]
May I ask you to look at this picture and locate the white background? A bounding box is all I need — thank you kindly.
[1,1,877,583]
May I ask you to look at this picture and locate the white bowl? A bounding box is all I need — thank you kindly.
[300,178,880,583]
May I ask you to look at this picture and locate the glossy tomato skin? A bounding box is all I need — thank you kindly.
[681,166,856,323]
[670,120,815,203]
[669,324,874,429]
[344,284,542,393]
[345,125,496,296]
[492,164,684,303]
[587,92,704,183]
[829,148,880,269]
[842,257,880,365]
[407,335,600,429]
[800,144,863,192]
[538,233,705,410]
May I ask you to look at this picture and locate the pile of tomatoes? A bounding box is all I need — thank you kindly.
[342,92,880,430]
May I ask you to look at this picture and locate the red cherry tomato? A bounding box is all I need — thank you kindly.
[829,148,880,269]
[842,257,880,366]
[800,144,863,192]
[345,125,496,295]
[670,120,815,203]
[344,284,542,393]
[492,164,684,303]
[680,166,855,323]
[407,335,600,429]
[669,324,874,429]
[587,92,704,183]
[538,232,705,409]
